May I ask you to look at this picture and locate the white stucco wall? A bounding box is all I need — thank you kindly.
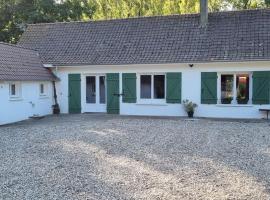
[53,61,270,119]
[0,81,53,125]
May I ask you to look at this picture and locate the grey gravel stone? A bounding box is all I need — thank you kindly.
[0,114,270,199]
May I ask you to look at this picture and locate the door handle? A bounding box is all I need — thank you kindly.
[113,93,123,97]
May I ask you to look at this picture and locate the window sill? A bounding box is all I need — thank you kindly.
[85,103,106,105]
[136,101,167,106]
[39,95,49,99]
[216,104,253,107]
[9,97,23,101]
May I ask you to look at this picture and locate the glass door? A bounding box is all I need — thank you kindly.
[84,75,106,112]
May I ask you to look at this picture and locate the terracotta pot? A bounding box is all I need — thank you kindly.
[187,111,194,118]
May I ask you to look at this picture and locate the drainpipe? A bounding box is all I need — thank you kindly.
[51,66,60,114]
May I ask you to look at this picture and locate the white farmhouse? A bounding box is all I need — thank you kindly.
[5,3,270,120]
[0,43,56,125]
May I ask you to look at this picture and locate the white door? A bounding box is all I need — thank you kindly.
[83,75,106,113]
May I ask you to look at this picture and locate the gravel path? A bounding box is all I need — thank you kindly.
[0,114,270,200]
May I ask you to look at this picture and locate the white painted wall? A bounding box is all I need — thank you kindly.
[53,61,270,119]
[0,81,53,125]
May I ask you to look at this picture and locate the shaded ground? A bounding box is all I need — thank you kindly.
[0,114,270,199]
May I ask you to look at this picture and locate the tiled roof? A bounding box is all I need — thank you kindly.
[0,43,56,81]
[19,9,270,66]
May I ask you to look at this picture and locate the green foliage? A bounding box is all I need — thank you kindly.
[226,0,267,9]
[89,0,227,20]
[0,0,95,43]
[183,99,197,113]
[0,0,269,43]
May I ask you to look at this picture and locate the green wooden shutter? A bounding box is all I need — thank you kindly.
[201,72,217,104]
[68,74,81,113]
[166,72,182,103]
[106,73,120,114]
[252,71,270,105]
[122,73,137,103]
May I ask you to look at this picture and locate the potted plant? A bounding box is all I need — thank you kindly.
[183,99,197,118]
[237,85,249,104]
[52,103,60,114]
[221,97,233,104]
[237,96,249,104]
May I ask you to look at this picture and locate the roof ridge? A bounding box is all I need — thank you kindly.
[0,42,38,52]
[26,8,269,27]
[26,14,195,27]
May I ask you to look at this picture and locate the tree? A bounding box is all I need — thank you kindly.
[225,0,267,9]
[1,0,269,43]
[0,0,95,43]
[90,0,228,20]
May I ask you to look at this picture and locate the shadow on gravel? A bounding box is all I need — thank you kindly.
[1,114,270,199]
[52,114,270,199]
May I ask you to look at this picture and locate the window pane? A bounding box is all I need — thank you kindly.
[237,74,249,104]
[40,84,44,94]
[11,84,16,96]
[154,75,165,99]
[221,75,233,104]
[86,76,96,103]
[99,76,106,104]
[140,75,151,99]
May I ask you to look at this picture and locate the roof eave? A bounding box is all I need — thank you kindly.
[45,59,270,67]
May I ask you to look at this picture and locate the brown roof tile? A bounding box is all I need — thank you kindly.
[0,43,55,81]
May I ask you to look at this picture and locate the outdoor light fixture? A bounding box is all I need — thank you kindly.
[189,64,194,68]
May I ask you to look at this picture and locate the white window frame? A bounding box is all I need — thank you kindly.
[217,72,252,105]
[39,82,48,97]
[98,75,106,104]
[137,73,166,104]
[9,82,22,100]
[85,74,106,105]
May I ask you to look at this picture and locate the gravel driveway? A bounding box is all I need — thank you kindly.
[0,114,270,200]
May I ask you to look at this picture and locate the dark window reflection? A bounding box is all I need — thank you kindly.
[99,76,106,104]
[154,75,165,99]
[86,76,96,103]
[237,74,249,104]
[140,75,151,99]
[221,75,233,104]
